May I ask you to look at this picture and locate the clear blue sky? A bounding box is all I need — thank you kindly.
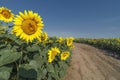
[1,0,120,38]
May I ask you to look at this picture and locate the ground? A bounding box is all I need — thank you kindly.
[63,43,120,80]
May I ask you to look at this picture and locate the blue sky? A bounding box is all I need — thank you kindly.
[1,0,120,38]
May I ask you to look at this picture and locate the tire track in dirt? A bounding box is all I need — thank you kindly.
[63,43,120,80]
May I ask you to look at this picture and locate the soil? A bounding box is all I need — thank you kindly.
[63,43,120,80]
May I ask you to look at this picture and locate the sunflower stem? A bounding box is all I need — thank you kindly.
[14,61,19,80]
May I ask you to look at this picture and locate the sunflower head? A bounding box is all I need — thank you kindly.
[69,45,75,49]
[57,37,64,43]
[12,10,44,42]
[38,32,48,42]
[0,7,14,22]
[61,51,70,60]
[66,37,74,46]
[48,47,60,63]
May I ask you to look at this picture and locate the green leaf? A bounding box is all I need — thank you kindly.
[0,34,6,40]
[0,49,22,66]
[47,64,54,73]
[29,60,38,71]
[0,66,12,80]
[19,64,37,79]
[50,72,60,80]
[59,70,66,78]
[37,68,44,80]
[33,54,45,67]
[26,45,40,52]
[47,75,52,80]
[37,68,47,79]
[8,35,23,45]
[43,69,47,75]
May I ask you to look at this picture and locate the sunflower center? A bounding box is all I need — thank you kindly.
[2,10,11,18]
[52,51,57,56]
[63,54,67,57]
[22,19,37,35]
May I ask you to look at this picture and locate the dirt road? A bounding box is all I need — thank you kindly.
[63,43,120,80]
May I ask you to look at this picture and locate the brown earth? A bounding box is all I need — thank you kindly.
[63,43,120,80]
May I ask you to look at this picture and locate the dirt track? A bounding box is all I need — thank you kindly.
[63,43,120,80]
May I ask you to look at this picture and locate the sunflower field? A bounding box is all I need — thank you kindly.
[75,38,120,57]
[0,6,74,80]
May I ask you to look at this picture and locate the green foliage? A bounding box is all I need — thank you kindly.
[0,33,72,80]
[0,49,22,66]
[0,67,12,80]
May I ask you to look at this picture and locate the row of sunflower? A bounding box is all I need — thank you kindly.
[0,6,74,80]
[75,38,120,56]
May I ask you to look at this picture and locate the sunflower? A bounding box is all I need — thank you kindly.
[48,47,60,63]
[12,10,44,42]
[57,37,64,43]
[66,37,74,46]
[69,45,75,49]
[61,51,70,60]
[0,7,14,22]
[38,32,48,42]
